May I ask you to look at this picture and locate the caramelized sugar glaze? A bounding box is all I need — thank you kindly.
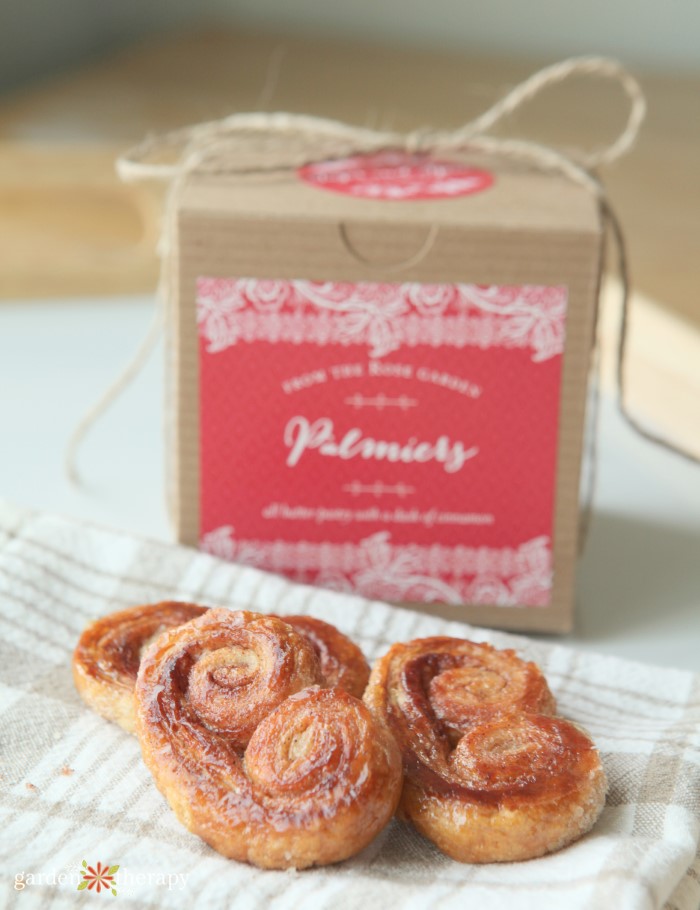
[134,609,401,869]
[73,603,370,731]
[72,601,207,732]
[272,614,369,698]
[364,637,606,862]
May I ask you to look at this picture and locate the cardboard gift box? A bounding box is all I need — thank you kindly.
[168,148,602,632]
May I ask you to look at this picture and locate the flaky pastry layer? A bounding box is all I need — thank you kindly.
[364,636,606,862]
[135,608,402,869]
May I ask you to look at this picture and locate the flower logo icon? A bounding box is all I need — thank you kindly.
[77,860,119,896]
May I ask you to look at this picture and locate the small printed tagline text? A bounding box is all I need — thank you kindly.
[262,503,495,528]
[281,361,482,399]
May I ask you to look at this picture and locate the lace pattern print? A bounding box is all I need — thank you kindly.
[196,279,567,363]
[201,530,554,608]
[134,609,402,869]
[364,637,607,862]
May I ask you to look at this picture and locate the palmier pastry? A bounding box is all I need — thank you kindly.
[73,603,369,731]
[364,637,606,863]
[273,614,369,698]
[72,601,207,732]
[134,608,402,869]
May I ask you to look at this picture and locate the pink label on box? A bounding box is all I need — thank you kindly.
[196,278,567,607]
[298,151,493,200]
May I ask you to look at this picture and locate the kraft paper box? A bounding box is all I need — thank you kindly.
[170,151,602,633]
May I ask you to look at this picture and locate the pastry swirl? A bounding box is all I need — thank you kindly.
[364,636,606,862]
[73,603,369,731]
[134,608,402,868]
[274,614,369,698]
[72,601,207,732]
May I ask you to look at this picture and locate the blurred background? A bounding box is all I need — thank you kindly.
[1,1,698,664]
[1,1,698,436]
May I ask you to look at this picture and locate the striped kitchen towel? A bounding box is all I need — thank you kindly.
[0,500,698,910]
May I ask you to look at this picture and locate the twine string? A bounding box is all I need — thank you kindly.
[605,203,700,467]
[115,56,646,191]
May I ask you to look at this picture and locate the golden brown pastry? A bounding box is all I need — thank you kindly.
[273,614,370,698]
[73,603,370,731]
[364,636,606,863]
[134,608,402,869]
[72,601,207,732]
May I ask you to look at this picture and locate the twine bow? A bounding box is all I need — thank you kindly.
[65,54,696,543]
[115,55,645,195]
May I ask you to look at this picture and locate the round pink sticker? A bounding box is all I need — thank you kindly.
[298,150,493,201]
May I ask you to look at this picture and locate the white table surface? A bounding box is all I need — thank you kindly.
[2,296,699,673]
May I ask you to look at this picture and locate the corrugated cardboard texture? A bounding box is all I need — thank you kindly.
[172,162,602,632]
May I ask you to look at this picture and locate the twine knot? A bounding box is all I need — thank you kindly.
[116,55,646,196]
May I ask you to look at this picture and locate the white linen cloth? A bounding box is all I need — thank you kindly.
[0,500,698,910]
